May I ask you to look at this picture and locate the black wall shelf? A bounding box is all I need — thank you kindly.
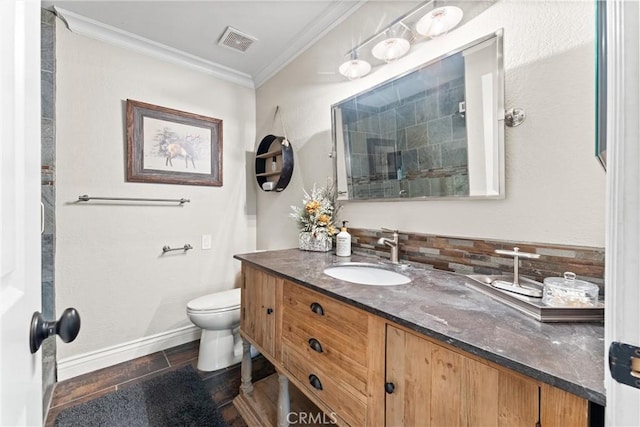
[255,134,294,192]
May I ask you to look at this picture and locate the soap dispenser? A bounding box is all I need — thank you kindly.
[336,221,352,257]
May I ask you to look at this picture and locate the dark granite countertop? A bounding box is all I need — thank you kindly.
[234,248,605,406]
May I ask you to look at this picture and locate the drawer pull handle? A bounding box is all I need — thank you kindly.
[310,302,324,316]
[266,308,274,315]
[309,374,323,390]
[385,382,395,394]
[308,338,323,353]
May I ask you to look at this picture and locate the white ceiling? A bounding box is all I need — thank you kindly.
[43,0,368,87]
[43,1,494,88]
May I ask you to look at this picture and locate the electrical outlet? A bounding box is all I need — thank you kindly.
[201,234,212,250]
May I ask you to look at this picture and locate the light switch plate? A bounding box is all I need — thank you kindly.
[201,234,212,250]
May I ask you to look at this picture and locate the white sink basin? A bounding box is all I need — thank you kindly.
[323,263,411,286]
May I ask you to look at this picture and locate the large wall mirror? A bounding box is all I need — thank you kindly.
[332,30,504,201]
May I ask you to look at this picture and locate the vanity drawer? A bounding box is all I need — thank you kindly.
[282,281,368,349]
[282,310,368,395]
[282,343,366,427]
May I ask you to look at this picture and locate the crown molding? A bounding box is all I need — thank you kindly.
[253,0,367,88]
[54,7,255,89]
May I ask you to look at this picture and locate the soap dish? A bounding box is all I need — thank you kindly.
[542,272,599,308]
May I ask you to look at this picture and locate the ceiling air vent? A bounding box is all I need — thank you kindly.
[218,26,257,53]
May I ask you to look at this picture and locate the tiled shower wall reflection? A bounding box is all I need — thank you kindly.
[41,8,56,415]
[340,52,468,199]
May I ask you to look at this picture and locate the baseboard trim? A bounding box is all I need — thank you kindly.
[57,325,201,381]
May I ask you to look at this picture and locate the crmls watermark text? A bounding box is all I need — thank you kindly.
[286,411,338,425]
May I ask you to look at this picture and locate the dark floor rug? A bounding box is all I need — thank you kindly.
[54,366,228,427]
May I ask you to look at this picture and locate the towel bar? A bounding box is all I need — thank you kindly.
[162,244,193,253]
[78,195,190,205]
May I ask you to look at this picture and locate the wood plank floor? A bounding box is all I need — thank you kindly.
[45,340,275,426]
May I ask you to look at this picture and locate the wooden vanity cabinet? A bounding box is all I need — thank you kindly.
[241,264,282,359]
[385,325,589,427]
[237,264,590,427]
[540,383,589,427]
[386,325,539,426]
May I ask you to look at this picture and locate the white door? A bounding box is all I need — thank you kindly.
[0,0,43,425]
[605,1,640,426]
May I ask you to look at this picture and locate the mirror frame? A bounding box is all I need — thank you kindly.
[595,0,607,170]
[331,30,505,202]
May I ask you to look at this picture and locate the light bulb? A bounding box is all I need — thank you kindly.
[428,17,447,38]
[338,52,371,80]
[416,6,463,39]
[371,37,411,63]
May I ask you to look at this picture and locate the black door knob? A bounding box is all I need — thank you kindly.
[385,382,395,394]
[266,308,274,315]
[30,308,81,354]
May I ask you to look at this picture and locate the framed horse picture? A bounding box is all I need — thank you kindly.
[126,99,223,186]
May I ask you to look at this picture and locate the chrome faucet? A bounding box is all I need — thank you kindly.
[377,228,400,264]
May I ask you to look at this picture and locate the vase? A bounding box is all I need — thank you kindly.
[298,232,332,252]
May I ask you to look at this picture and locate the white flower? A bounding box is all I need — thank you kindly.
[290,183,340,243]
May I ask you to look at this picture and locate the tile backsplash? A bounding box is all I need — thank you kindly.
[350,228,605,291]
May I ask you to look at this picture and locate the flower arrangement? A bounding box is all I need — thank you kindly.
[290,184,338,244]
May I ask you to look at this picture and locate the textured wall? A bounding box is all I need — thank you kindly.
[255,0,605,249]
[55,21,257,362]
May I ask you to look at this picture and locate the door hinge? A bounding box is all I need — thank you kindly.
[609,341,640,389]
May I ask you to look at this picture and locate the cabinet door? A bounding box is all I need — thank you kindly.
[241,265,280,358]
[385,325,539,427]
[540,383,588,427]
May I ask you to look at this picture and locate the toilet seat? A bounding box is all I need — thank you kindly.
[187,288,240,313]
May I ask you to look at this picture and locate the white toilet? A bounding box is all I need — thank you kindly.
[186,288,244,371]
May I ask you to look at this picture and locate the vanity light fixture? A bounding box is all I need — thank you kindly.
[371,23,412,63]
[415,6,464,39]
[337,1,466,80]
[338,49,372,80]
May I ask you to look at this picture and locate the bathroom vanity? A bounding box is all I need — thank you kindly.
[233,249,604,427]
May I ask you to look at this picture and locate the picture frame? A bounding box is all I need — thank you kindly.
[126,99,223,186]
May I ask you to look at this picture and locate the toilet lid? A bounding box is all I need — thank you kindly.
[187,288,241,311]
